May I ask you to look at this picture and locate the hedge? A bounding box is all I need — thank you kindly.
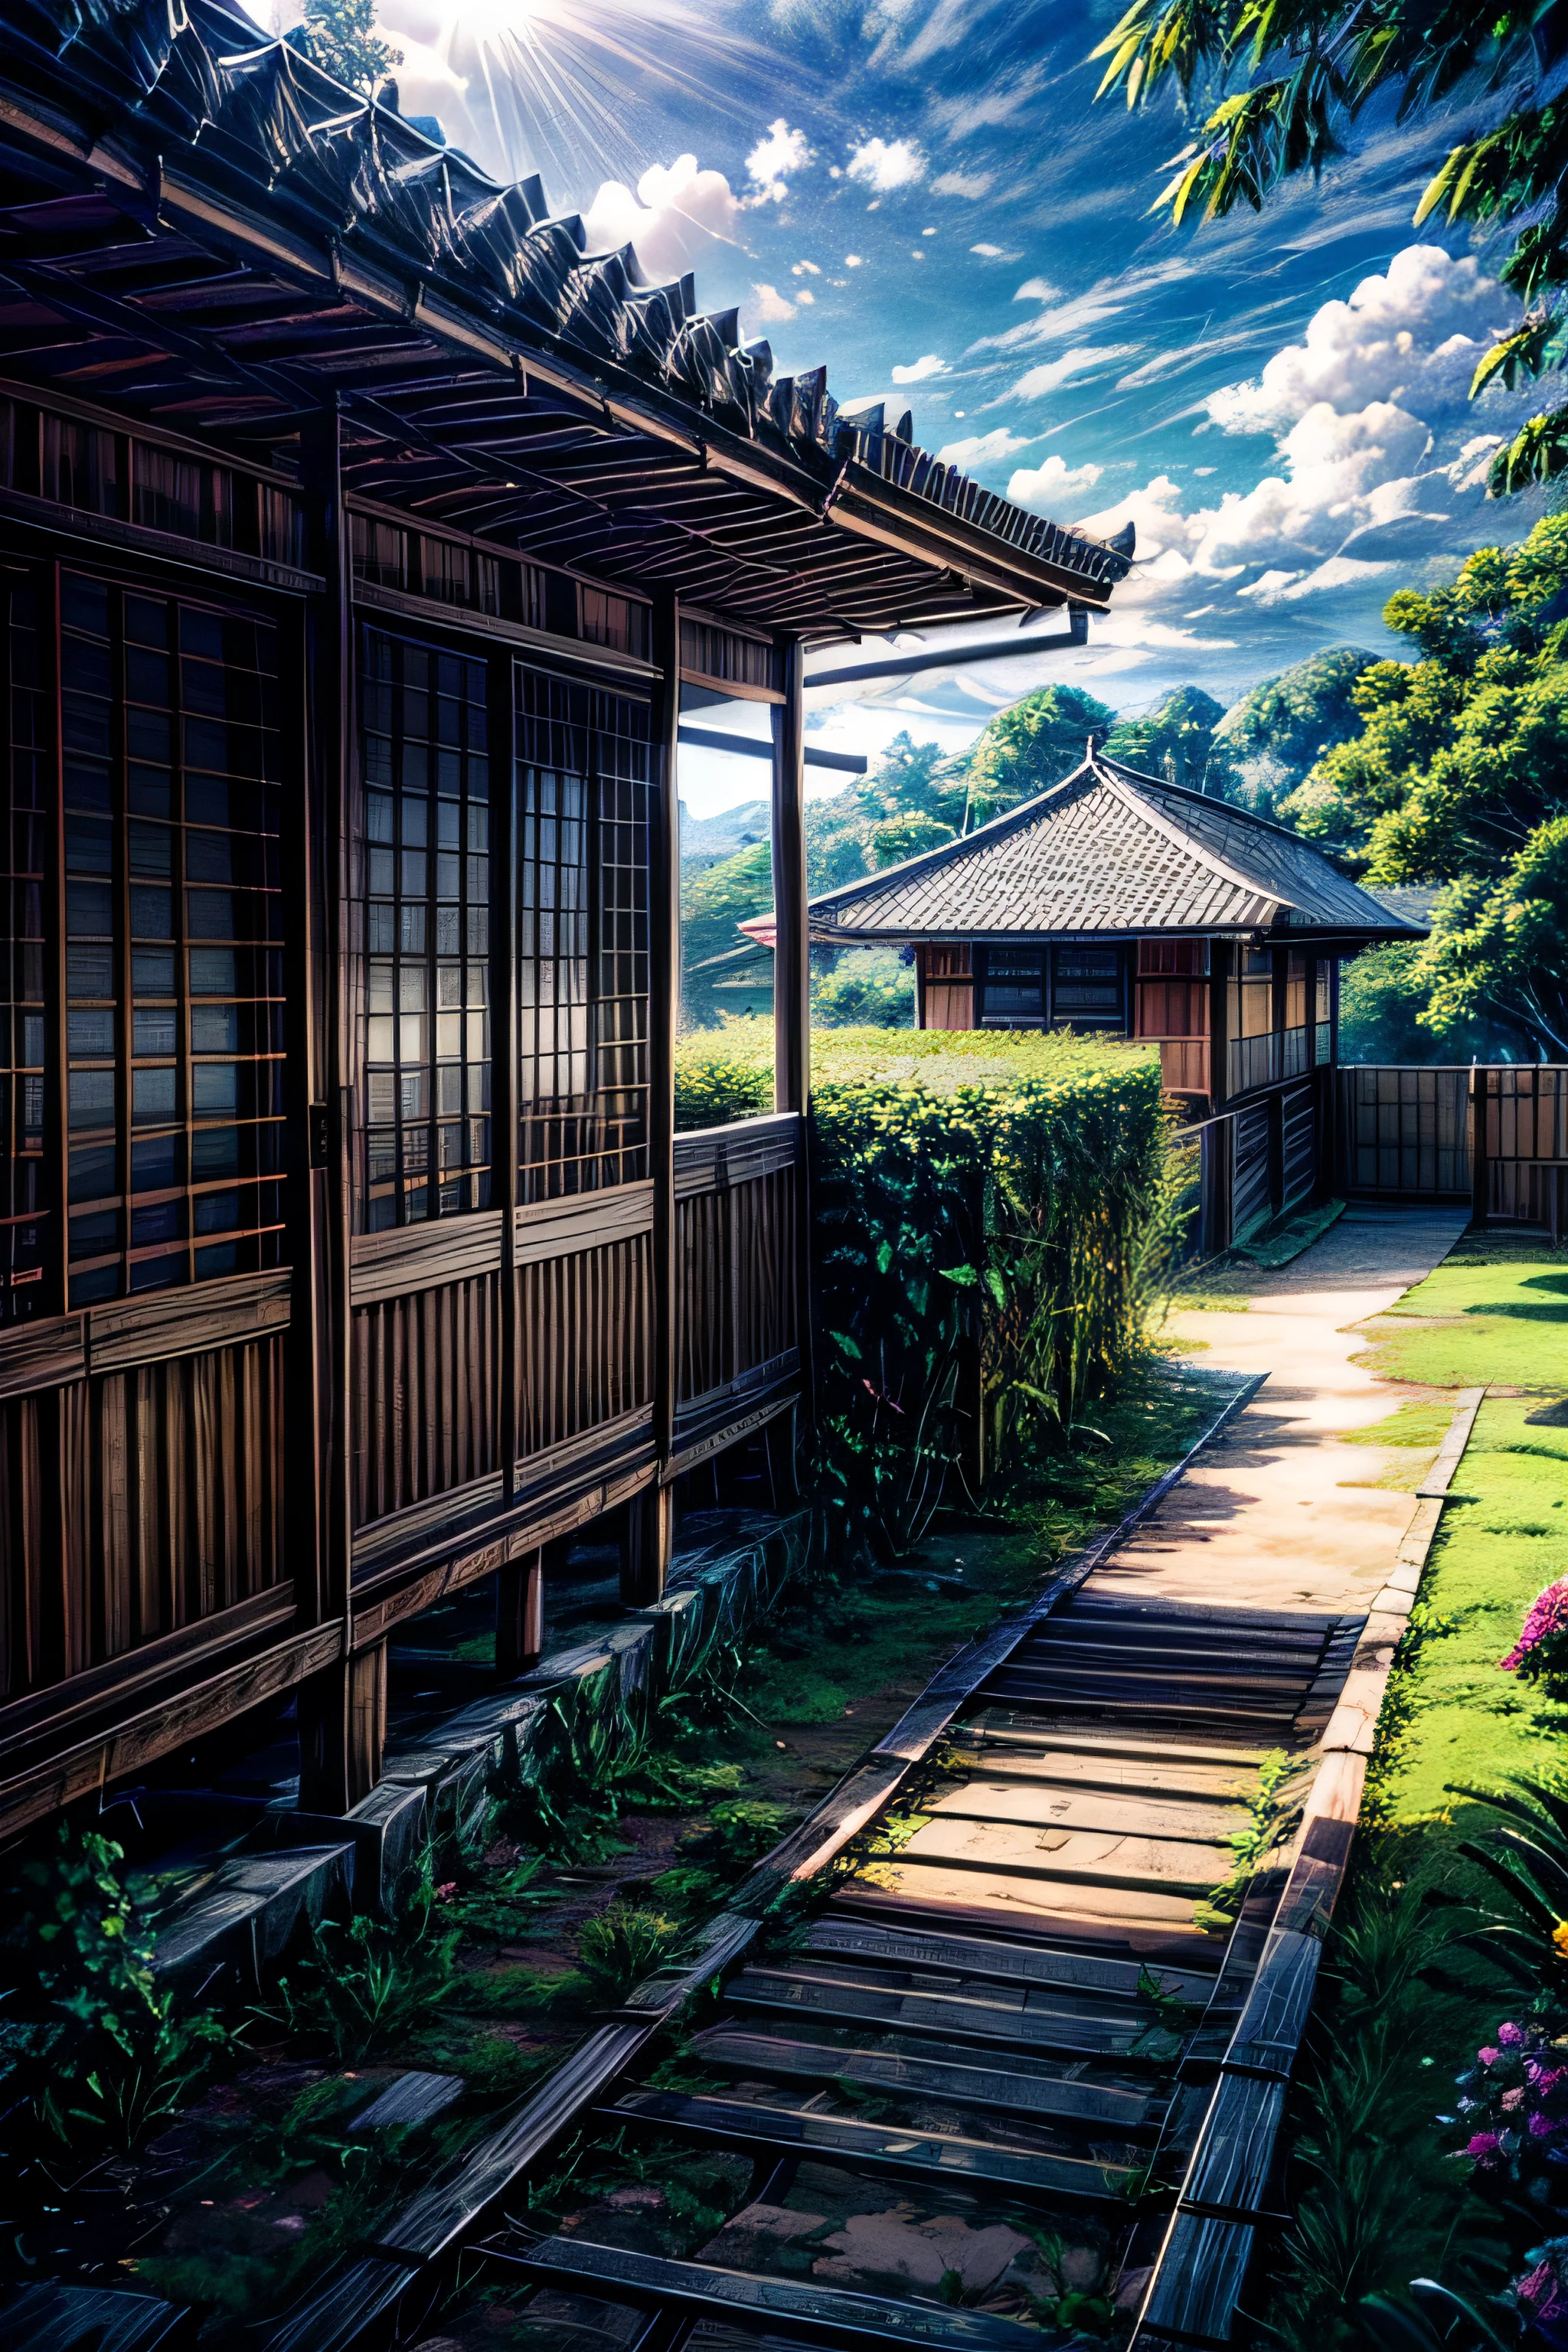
[674,1021,1178,1554]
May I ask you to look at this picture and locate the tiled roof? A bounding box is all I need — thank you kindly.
[0,0,1133,630]
[808,754,1427,941]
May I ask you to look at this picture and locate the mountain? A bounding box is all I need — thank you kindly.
[679,798,771,861]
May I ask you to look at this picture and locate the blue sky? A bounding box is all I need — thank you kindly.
[252,0,1545,810]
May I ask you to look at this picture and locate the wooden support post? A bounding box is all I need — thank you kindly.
[763,1406,802,1511]
[298,1645,386,1815]
[281,552,326,1632]
[772,637,813,1449]
[649,594,680,1482]
[492,645,520,1497]
[296,396,358,1807]
[1472,1063,1488,1228]
[771,639,809,1122]
[1209,942,1231,1115]
[620,1484,671,1608]
[496,1547,545,1677]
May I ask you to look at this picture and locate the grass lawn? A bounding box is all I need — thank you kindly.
[1353,1233,1568,1392]
[1263,1233,1568,2344]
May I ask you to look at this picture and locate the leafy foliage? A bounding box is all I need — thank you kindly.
[1104,684,1227,792]
[1284,515,1568,1056]
[285,0,401,92]
[962,684,1116,825]
[258,1857,460,2065]
[808,1034,1174,1554]
[1088,0,1568,491]
[0,1826,230,2159]
[1208,647,1378,817]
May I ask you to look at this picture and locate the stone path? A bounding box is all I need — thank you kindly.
[1108,1203,1471,1618]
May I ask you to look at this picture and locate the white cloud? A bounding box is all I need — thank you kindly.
[921,226,937,236]
[583,156,739,279]
[791,260,822,276]
[844,253,864,266]
[891,353,947,383]
[937,427,1035,468]
[744,118,809,206]
[797,288,815,304]
[844,136,926,191]
[1008,452,1106,514]
[1010,345,1142,400]
[750,282,796,322]
[1013,276,1058,303]
[1208,246,1515,437]
[930,169,993,198]
[969,243,1018,260]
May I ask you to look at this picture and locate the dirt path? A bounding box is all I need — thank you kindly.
[1120,1204,1470,1616]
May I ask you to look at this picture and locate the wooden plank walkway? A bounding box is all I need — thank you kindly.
[272,1207,1477,2350]
[485,1576,1360,2344]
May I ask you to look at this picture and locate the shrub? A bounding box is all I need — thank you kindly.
[808,1034,1174,1553]
[0,1825,230,2159]
[674,1029,773,1130]
[1500,1579,1568,1688]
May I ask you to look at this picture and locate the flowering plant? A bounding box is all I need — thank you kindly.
[1501,1580,1568,1687]
[1452,2020,1568,2199]
[1516,2236,1568,2350]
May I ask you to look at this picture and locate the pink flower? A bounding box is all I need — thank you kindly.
[1501,1579,1568,1670]
[1504,2086,1527,2109]
[1479,2048,1501,2066]
[1530,2111,1558,2138]
[1521,2262,1556,2309]
[1467,2130,1502,2164]
[1500,2023,1525,2045]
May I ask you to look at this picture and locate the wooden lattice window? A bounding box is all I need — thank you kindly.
[981,946,1044,1027]
[59,573,286,1305]
[1052,944,1122,1022]
[360,629,492,1230]
[2,573,47,1322]
[516,668,649,1200]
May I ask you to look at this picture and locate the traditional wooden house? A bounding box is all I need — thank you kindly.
[0,0,1132,1838]
[808,748,1424,1245]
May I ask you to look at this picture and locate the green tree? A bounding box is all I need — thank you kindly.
[963,684,1117,826]
[1090,2,1568,493]
[1285,514,1568,1055]
[1206,648,1377,816]
[681,838,773,1027]
[287,0,402,93]
[1104,684,1226,790]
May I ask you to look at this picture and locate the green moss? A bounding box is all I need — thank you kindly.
[1355,1254,1568,1391]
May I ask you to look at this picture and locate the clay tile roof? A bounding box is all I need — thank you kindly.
[808,753,1429,941]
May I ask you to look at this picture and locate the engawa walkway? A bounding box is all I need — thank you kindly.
[1119,1203,1471,1618]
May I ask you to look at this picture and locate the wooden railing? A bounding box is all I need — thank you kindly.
[672,1113,802,1461]
[0,1114,803,1837]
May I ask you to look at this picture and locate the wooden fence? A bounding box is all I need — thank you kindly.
[1336,1064,1568,1233]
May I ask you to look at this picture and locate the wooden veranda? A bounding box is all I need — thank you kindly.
[0,0,1132,1838]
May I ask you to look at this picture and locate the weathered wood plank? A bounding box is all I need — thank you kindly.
[511,2236,1047,2345]
[604,2086,1135,2201]
[803,1918,1218,2005]
[689,2026,1165,2132]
